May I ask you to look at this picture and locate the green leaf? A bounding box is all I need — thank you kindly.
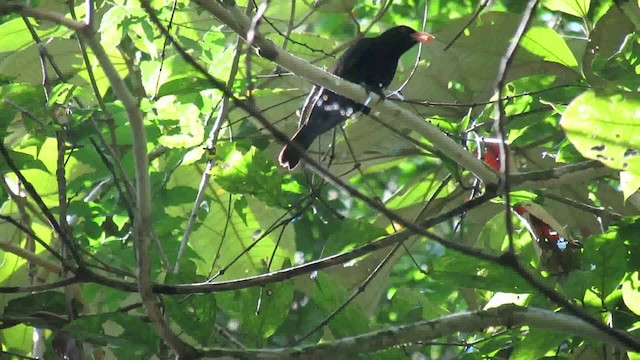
[521,27,579,68]
[167,164,295,279]
[165,294,217,345]
[317,0,356,13]
[583,229,628,299]
[98,4,127,49]
[63,313,157,355]
[588,5,636,61]
[620,171,640,202]
[390,288,448,321]
[0,150,49,173]
[311,272,370,337]
[72,49,129,99]
[622,272,640,316]
[234,195,249,226]
[0,17,71,52]
[561,90,640,175]
[4,291,67,318]
[430,253,537,294]
[241,279,294,340]
[0,83,47,135]
[405,11,579,114]
[556,139,587,163]
[155,186,199,207]
[511,328,566,359]
[542,0,591,17]
[562,270,592,301]
[324,219,386,254]
[214,144,295,208]
[140,55,215,98]
[152,99,204,149]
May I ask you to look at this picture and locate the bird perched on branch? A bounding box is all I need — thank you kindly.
[278,25,435,170]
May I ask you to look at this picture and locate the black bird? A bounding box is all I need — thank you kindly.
[278,25,434,170]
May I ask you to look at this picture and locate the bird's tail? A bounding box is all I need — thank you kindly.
[278,126,315,170]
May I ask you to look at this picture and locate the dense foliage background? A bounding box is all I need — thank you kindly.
[0,0,639,358]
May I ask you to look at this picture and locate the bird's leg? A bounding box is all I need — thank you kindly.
[361,83,385,115]
[326,127,339,167]
[387,89,405,101]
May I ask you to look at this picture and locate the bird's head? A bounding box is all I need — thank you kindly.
[382,25,435,45]
[376,25,435,55]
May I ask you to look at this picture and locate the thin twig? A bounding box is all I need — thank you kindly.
[245,0,269,98]
[444,0,491,51]
[174,24,245,273]
[493,0,540,254]
[152,0,179,100]
[390,0,430,96]
[543,192,622,221]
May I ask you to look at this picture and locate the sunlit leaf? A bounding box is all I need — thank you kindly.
[543,0,591,17]
[561,90,640,175]
[622,272,640,316]
[521,27,579,68]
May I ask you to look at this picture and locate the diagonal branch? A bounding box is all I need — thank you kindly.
[199,305,635,359]
[493,0,540,253]
[194,0,499,185]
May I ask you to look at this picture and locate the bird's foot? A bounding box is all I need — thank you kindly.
[362,84,385,115]
[387,90,405,101]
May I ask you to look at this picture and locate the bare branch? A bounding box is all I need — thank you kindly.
[200,305,636,359]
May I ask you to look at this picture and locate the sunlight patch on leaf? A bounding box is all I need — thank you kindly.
[521,27,579,68]
[542,0,591,17]
[561,90,640,176]
[622,272,640,316]
[620,171,640,202]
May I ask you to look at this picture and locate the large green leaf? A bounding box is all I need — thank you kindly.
[63,313,158,357]
[311,272,371,338]
[582,226,630,300]
[165,293,217,345]
[0,17,71,53]
[521,27,579,68]
[167,162,296,279]
[214,144,302,208]
[241,279,294,340]
[430,253,537,294]
[622,272,640,316]
[561,90,640,175]
[542,0,591,17]
[0,83,47,135]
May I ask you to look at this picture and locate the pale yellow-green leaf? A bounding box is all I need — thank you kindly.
[543,0,591,17]
[620,171,640,202]
[158,103,204,148]
[561,91,640,175]
[0,17,70,52]
[622,272,640,316]
[72,49,129,99]
[182,147,206,165]
[521,27,579,68]
[99,5,127,50]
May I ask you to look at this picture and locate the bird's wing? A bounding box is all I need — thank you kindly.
[294,37,372,133]
[332,37,373,81]
[298,85,323,127]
